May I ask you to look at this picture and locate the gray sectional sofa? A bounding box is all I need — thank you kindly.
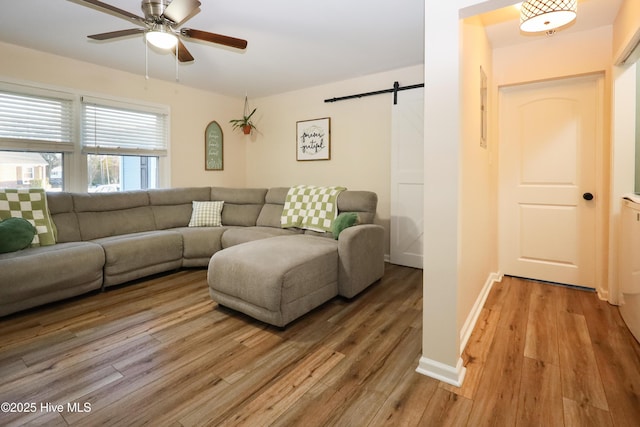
[0,187,385,324]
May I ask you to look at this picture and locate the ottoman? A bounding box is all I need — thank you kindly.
[207,235,339,327]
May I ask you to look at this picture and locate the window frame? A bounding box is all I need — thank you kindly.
[0,79,171,192]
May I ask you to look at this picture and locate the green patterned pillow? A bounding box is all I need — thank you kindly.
[188,201,224,227]
[0,188,56,247]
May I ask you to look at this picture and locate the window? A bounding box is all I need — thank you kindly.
[0,82,169,192]
[82,97,167,192]
[0,85,72,191]
[87,155,158,192]
[0,89,73,147]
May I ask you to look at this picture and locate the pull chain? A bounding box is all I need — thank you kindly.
[145,36,149,80]
[175,42,179,82]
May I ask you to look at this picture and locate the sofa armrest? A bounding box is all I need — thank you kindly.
[337,224,385,298]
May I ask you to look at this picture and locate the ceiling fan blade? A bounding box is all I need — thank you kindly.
[173,39,195,62]
[77,0,146,25]
[180,28,247,50]
[162,0,201,25]
[88,28,145,40]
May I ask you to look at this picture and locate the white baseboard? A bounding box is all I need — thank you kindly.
[459,271,502,354]
[416,356,466,387]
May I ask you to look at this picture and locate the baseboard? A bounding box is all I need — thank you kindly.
[459,271,502,353]
[416,356,466,387]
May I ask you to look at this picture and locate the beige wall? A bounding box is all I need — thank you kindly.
[0,41,246,189]
[459,16,497,340]
[493,26,613,86]
[247,65,424,255]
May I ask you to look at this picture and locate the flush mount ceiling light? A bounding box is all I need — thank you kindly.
[520,0,578,33]
[145,25,177,49]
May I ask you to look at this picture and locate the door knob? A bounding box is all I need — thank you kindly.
[583,192,594,201]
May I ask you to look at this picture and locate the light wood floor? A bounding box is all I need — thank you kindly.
[0,264,639,426]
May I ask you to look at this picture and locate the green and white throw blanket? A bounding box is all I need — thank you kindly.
[281,185,346,233]
[0,188,56,246]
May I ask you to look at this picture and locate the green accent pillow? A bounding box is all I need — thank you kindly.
[332,212,359,239]
[188,201,224,227]
[0,188,56,246]
[0,217,37,253]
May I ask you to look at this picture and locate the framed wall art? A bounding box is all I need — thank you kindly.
[296,117,331,161]
[205,121,223,170]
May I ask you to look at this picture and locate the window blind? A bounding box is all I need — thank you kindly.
[81,97,168,156]
[0,90,74,152]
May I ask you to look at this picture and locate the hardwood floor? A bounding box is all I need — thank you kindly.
[0,265,639,426]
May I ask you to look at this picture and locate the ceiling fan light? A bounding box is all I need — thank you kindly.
[145,28,177,49]
[520,0,577,33]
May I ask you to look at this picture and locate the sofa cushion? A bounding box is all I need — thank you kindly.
[221,226,301,248]
[73,191,149,212]
[188,201,224,227]
[337,191,377,224]
[211,187,266,226]
[47,192,81,243]
[0,188,56,246]
[73,191,155,241]
[208,235,339,326]
[173,226,225,267]
[149,187,211,229]
[257,187,288,228]
[0,217,36,253]
[0,241,105,316]
[95,230,183,287]
[77,207,156,241]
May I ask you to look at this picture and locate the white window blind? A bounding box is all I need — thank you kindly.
[82,97,168,156]
[0,89,74,152]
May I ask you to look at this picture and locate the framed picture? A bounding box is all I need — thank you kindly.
[296,117,331,161]
[205,121,223,170]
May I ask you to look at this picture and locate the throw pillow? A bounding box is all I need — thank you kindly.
[332,212,359,239]
[0,217,37,253]
[0,188,56,247]
[188,201,224,227]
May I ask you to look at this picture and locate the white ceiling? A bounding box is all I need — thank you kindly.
[0,0,425,98]
[0,0,623,99]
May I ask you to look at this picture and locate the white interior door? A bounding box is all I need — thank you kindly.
[390,88,424,269]
[499,75,602,288]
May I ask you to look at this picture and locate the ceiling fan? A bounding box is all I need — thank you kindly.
[74,0,248,63]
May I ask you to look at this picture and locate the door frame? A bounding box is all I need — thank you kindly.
[497,73,608,293]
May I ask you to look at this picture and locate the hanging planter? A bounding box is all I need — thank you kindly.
[230,96,257,135]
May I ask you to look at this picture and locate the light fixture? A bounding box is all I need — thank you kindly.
[145,25,177,49]
[519,0,577,33]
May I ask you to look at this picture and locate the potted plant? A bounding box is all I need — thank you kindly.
[230,96,258,135]
[230,107,257,135]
